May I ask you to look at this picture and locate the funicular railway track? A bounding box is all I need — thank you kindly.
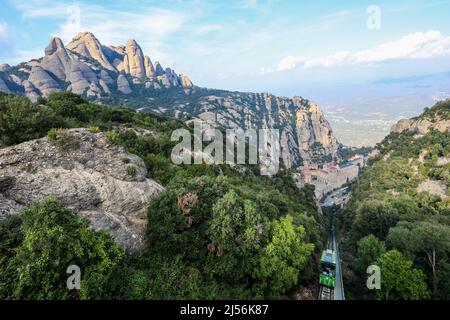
[318,239,336,300]
[319,285,334,300]
[318,215,345,300]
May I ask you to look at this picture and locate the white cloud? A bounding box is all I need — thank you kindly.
[0,22,13,56]
[14,1,190,66]
[0,22,8,40]
[195,24,224,35]
[277,55,306,71]
[276,30,450,71]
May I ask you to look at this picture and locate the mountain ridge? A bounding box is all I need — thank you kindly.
[0,32,340,167]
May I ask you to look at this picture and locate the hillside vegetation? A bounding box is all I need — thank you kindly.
[339,100,450,300]
[0,92,326,299]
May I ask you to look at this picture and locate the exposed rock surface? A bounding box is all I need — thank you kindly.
[391,112,450,135]
[0,63,11,72]
[117,74,132,94]
[0,78,11,94]
[44,37,66,56]
[296,101,339,162]
[179,74,193,88]
[122,39,146,78]
[160,91,340,167]
[144,56,155,78]
[0,129,164,251]
[67,32,116,71]
[418,179,448,199]
[27,66,60,96]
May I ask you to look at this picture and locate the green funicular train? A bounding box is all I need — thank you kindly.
[319,249,336,288]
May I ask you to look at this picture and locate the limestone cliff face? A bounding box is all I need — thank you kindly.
[0,129,164,251]
[155,91,339,168]
[296,101,339,162]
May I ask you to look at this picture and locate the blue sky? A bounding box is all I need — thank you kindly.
[1,0,450,145]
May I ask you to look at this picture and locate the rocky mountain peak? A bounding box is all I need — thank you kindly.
[67,31,115,71]
[0,63,11,72]
[123,38,146,78]
[44,37,65,56]
[144,55,155,78]
[179,74,193,88]
[153,61,165,76]
[0,32,195,101]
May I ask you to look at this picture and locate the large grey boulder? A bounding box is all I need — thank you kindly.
[0,128,164,251]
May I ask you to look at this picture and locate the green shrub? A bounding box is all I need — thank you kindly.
[0,198,124,299]
[47,128,80,150]
[87,126,100,133]
[126,165,137,177]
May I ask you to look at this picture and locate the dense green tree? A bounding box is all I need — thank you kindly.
[0,94,60,145]
[0,198,124,299]
[351,200,399,241]
[376,250,430,300]
[353,235,386,274]
[388,220,450,297]
[255,215,314,296]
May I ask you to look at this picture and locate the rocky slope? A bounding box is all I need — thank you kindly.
[390,104,450,135]
[0,128,164,251]
[0,32,340,166]
[340,100,450,300]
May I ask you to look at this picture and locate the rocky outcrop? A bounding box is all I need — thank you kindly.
[179,74,193,88]
[22,80,40,102]
[121,39,146,78]
[418,179,448,199]
[153,61,165,76]
[117,74,132,94]
[28,66,60,96]
[391,115,450,135]
[144,56,155,78]
[0,63,11,72]
[391,119,412,133]
[296,101,339,162]
[44,37,66,56]
[0,128,164,251]
[0,78,11,94]
[41,37,71,81]
[67,32,115,71]
[167,91,339,168]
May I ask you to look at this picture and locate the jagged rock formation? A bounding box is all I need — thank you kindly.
[0,32,193,102]
[0,32,340,167]
[296,101,339,162]
[0,128,164,251]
